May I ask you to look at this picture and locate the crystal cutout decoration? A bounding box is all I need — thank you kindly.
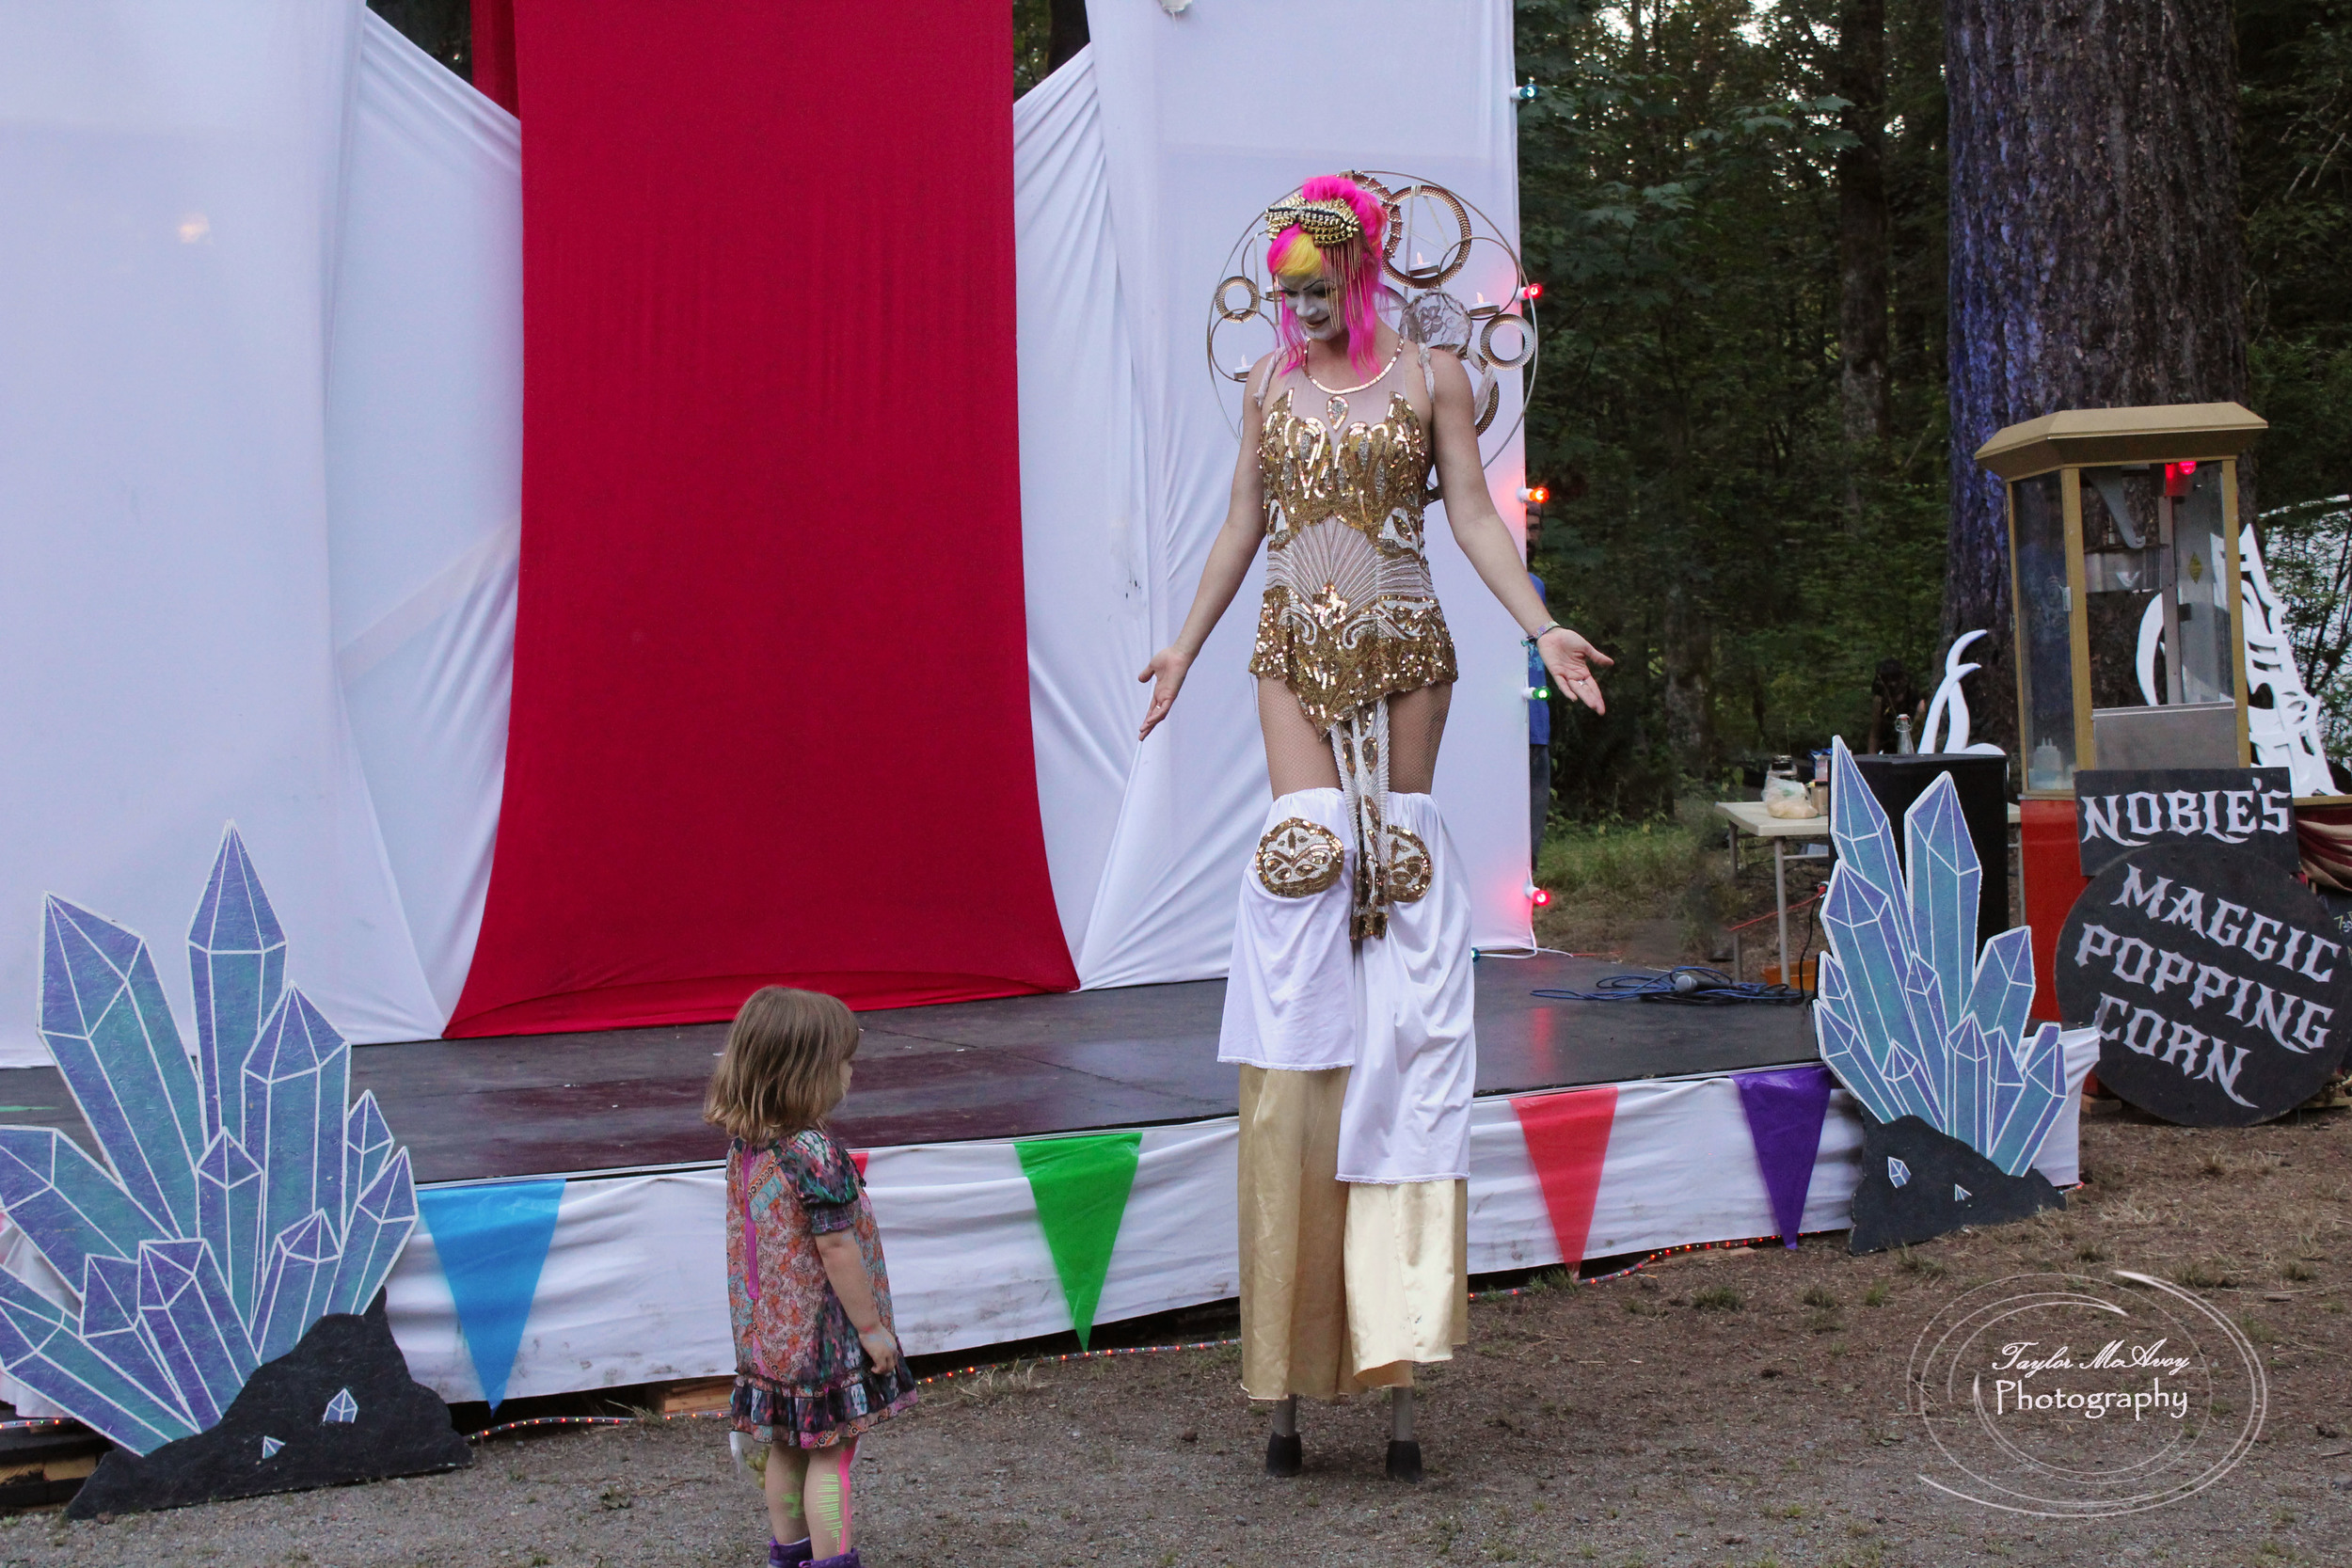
[244,991,349,1273]
[79,1256,183,1418]
[40,899,204,1236]
[328,1150,418,1319]
[1815,738,2070,1176]
[137,1240,257,1428]
[254,1212,342,1363]
[197,1133,264,1324]
[189,832,285,1148]
[323,1387,358,1424]
[261,1435,284,1460]
[0,1127,167,1286]
[0,1270,195,1453]
[0,828,420,1453]
[1886,1157,1911,1188]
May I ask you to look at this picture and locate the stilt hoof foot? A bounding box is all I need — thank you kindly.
[1265,1431,1303,1478]
[1385,1439,1422,1484]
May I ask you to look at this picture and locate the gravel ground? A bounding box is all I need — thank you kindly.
[3,1099,2346,1568]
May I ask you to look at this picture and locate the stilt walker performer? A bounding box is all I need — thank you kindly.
[1136,175,1611,1481]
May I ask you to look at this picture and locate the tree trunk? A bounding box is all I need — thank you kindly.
[1837,0,1892,454]
[1662,587,1718,776]
[1945,0,2246,757]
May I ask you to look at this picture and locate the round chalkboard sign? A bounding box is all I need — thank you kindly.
[2057,841,2352,1126]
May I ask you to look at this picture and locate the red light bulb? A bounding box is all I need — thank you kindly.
[1522,281,1545,300]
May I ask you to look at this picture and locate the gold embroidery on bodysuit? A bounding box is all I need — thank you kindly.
[1249,388,1458,736]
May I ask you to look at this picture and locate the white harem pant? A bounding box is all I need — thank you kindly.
[1218,785,1476,1398]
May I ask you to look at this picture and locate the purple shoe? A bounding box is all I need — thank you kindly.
[807,1553,861,1568]
[769,1540,811,1567]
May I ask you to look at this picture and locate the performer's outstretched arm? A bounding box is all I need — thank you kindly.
[1136,355,1276,740]
[1425,348,1613,714]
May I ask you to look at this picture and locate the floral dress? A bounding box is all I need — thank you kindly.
[726,1129,917,1448]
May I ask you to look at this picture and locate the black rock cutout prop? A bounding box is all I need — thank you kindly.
[2057,840,2352,1126]
[68,1294,469,1518]
[1848,1115,2063,1254]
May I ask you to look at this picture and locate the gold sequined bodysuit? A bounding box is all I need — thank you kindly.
[1248,349,1456,936]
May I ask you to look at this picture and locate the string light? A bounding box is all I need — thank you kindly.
[1518,485,1549,505]
[1525,881,1551,907]
[1521,281,1545,301]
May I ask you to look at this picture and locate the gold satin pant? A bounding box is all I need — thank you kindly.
[1236,1064,1469,1401]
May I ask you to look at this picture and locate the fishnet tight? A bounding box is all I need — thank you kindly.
[1258,679,1453,797]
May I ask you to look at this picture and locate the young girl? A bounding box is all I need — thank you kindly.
[707,986,917,1568]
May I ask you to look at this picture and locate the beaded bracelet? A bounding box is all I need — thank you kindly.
[1525,621,1565,647]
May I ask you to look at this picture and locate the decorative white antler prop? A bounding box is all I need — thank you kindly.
[1919,630,2005,755]
[2134,525,2335,796]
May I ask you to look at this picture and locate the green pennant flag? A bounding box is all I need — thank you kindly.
[1015,1132,1142,1349]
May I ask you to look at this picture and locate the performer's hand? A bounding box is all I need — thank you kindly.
[1136,646,1193,740]
[857,1324,900,1375]
[1537,626,1613,715]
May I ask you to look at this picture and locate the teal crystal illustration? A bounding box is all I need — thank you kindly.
[1814,738,2069,1176]
[0,829,417,1452]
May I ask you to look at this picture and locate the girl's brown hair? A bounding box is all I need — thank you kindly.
[703,986,861,1142]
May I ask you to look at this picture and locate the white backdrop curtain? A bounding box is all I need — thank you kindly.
[0,6,517,1065]
[326,17,521,1023]
[1021,0,1534,988]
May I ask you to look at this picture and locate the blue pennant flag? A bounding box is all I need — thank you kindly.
[417,1180,564,1410]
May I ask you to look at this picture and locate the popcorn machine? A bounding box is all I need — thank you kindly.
[1973,402,2269,1016]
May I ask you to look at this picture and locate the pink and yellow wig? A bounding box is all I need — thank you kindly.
[1267,175,1387,377]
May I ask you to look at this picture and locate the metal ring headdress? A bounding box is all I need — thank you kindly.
[1210,171,1539,490]
[1263,197,1364,248]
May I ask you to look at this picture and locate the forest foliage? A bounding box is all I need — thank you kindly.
[1515,0,1949,816]
[2244,1,2352,749]
[1508,0,2352,816]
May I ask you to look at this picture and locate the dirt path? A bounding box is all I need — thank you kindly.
[4,1101,2346,1567]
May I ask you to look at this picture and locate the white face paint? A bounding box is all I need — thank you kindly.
[1278,277,1342,341]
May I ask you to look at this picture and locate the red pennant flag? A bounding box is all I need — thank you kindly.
[850,1149,869,1180]
[1511,1085,1619,1268]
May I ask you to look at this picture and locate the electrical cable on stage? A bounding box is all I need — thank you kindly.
[1532,967,1807,1005]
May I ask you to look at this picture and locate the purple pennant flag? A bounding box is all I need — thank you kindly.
[1735,1065,1836,1249]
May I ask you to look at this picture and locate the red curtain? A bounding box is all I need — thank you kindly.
[469,0,517,115]
[448,0,1077,1037]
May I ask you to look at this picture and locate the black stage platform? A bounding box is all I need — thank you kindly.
[0,956,1815,1185]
